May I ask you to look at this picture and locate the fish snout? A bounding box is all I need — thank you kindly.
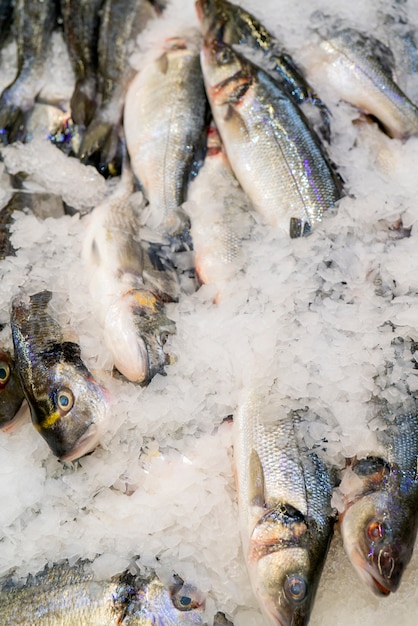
[368,542,411,594]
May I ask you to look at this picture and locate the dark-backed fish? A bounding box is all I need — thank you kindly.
[0,560,206,625]
[200,38,343,237]
[0,0,57,144]
[234,392,336,626]
[0,347,26,430]
[10,290,108,461]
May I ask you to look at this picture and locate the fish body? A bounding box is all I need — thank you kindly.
[61,0,104,127]
[0,348,25,429]
[234,393,335,626]
[200,39,342,237]
[0,0,57,144]
[79,0,157,176]
[186,123,253,286]
[195,0,331,139]
[0,560,206,625]
[82,173,178,384]
[307,26,418,139]
[10,290,108,461]
[124,33,209,243]
[337,409,418,595]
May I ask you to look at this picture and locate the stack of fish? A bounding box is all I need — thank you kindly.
[1,0,418,624]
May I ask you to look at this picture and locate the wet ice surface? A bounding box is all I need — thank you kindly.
[1,0,418,624]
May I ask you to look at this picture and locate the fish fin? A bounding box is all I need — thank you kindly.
[248,449,265,507]
[289,217,311,238]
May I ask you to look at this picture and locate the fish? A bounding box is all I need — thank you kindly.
[79,0,157,177]
[234,392,336,626]
[61,0,104,128]
[305,23,418,139]
[195,0,331,141]
[124,32,209,245]
[0,560,206,625]
[0,0,13,50]
[0,0,58,144]
[10,290,108,461]
[82,170,178,384]
[186,123,253,287]
[336,408,418,595]
[0,347,26,430]
[200,37,343,237]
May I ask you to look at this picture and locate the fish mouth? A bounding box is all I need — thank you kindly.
[59,423,101,462]
[1,399,30,433]
[351,545,392,596]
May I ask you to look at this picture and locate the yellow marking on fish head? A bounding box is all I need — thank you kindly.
[131,290,158,310]
[40,410,62,430]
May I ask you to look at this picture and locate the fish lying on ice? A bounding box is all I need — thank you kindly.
[304,22,418,139]
[186,123,254,288]
[0,346,26,431]
[61,0,104,129]
[199,36,343,237]
[234,392,336,626]
[79,0,157,176]
[335,407,418,595]
[124,31,209,246]
[195,0,331,140]
[82,170,178,384]
[0,559,206,625]
[10,290,108,461]
[0,0,57,144]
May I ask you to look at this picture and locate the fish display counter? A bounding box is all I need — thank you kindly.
[1,0,418,625]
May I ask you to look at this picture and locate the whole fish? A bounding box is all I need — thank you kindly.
[234,393,335,626]
[0,0,57,144]
[336,408,418,595]
[186,123,253,287]
[0,560,206,625]
[82,171,178,384]
[124,33,209,245]
[10,290,108,461]
[79,0,157,177]
[200,38,343,237]
[0,347,25,430]
[61,0,104,128]
[195,0,331,140]
[306,24,418,139]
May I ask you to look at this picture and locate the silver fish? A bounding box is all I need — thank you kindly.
[0,0,57,144]
[82,171,178,384]
[306,23,418,139]
[234,392,335,626]
[336,408,418,595]
[0,560,206,625]
[79,0,157,177]
[10,290,108,461]
[124,32,209,244]
[200,38,343,237]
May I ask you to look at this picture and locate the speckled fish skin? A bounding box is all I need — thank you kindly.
[200,38,343,237]
[234,393,335,626]
[0,561,207,626]
[79,0,157,176]
[0,349,25,429]
[337,410,418,596]
[124,33,209,244]
[82,172,178,384]
[61,0,104,127]
[195,0,331,140]
[10,290,108,461]
[309,25,418,139]
[0,0,57,144]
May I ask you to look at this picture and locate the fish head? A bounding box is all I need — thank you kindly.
[0,351,26,428]
[252,547,318,626]
[125,574,206,625]
[339,456,418,595]
[35,360,108,462]
[201,38,251,108]
[104,289,176,385]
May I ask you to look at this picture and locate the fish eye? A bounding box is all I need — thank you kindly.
[171,580,201,612]
[215,45,231,65]
[56,388,74,413]
[0,361,11,385]
[366,520,386,543]
[284,574,307,604]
